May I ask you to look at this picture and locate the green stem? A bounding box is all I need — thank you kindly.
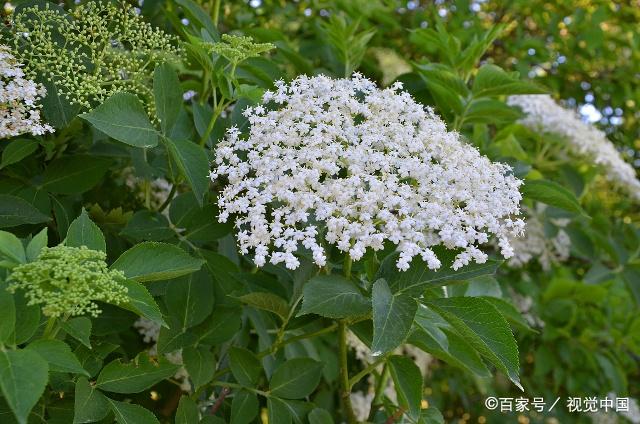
[339,321,358,424]
[42,317,57,339]
[348,355,387,390]
[212,0,222,27]
[368,363,390,421]
[211,381,269,398]
[157,184,177,213]
[199,100,228,147]
[343,255,352,280]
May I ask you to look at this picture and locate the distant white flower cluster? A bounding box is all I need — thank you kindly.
[0,44,53,138]
[508,95,640,201]
[212,74,524,271]
[507,205,571,270]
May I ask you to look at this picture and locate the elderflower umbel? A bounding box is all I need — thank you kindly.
[0,45,53,138]
[508,95,640,201]
[10,2,181,112]
[211,74,524,271]
[7,245,128,317]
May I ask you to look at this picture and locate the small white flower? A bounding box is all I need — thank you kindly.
[212,74,524,270]
[508,95,640,201]
[0,44,53,138]
[182,90,197,101]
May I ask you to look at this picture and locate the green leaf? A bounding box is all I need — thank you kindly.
[66,209,106,252]
[153,64,182,134]
[121,211,174,242]
[0,282,16,344]
[472,64,546,98]
[426,297,522,390]
[269,358,323,399]
[376,251,501,296]
[182,346,215,391]
[420,407,445,424]
[388,355,423,420]
[119,280,166,326]
[26,339,88,375]
[107,398,160,424]
[192,306,241,346]
[169,194,232,242]
[0,349,49,424]
[164,138,209,206]
[26,228,47,262]
[0,139,38,170]
[175,0,218,37]
[409,328,490,378]
[230,390,259,424]
[481,297,533,332]
[522,179,588,216]
[111,242,204,282]
[175,396,199,424]
[462,98,522,125]
[80,93,158,148]
[0,230,26,265]
[96,353,180,393]
[267,398,313,424]
[61,317,92,349]
[229,347,263,387]
[41,79,80,129]
[267,398,292,424]
[156,318,197,355]
[8,292,39,345]
[0,195,50,228]
[236,292,289,321]
[42,155,112,194]
[371,279,417,356]
[308,408,334,424]
[298,275,371,319]
[73,377,110,424]
[165,269,214,330]
[411,305,490,377]
[414,63,469,98]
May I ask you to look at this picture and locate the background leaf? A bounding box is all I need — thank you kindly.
[111,242,204,282]
[80,93,158,148]
[0,349,49,424]
[66,209,106,252]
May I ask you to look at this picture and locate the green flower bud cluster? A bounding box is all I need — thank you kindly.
[8,1,182,113]
[207,34,274,66]
[7,245,129,318]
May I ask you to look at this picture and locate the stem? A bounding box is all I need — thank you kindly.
[343,255,352,279]
[348,355,387,390]
[42,317,57,339]
[368,363,389,421]
[212,0,222,27]
[211,381,268,398]
[157,184,177,213]
[339,321,358,424]
[199,100,228,147]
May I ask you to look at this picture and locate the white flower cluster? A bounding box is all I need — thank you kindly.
[0,44,52,138]
[133,317,191,392]
[211,74,524,271]
[507,205,571,270]
[508,95,640,201]
[350,391,374,421]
